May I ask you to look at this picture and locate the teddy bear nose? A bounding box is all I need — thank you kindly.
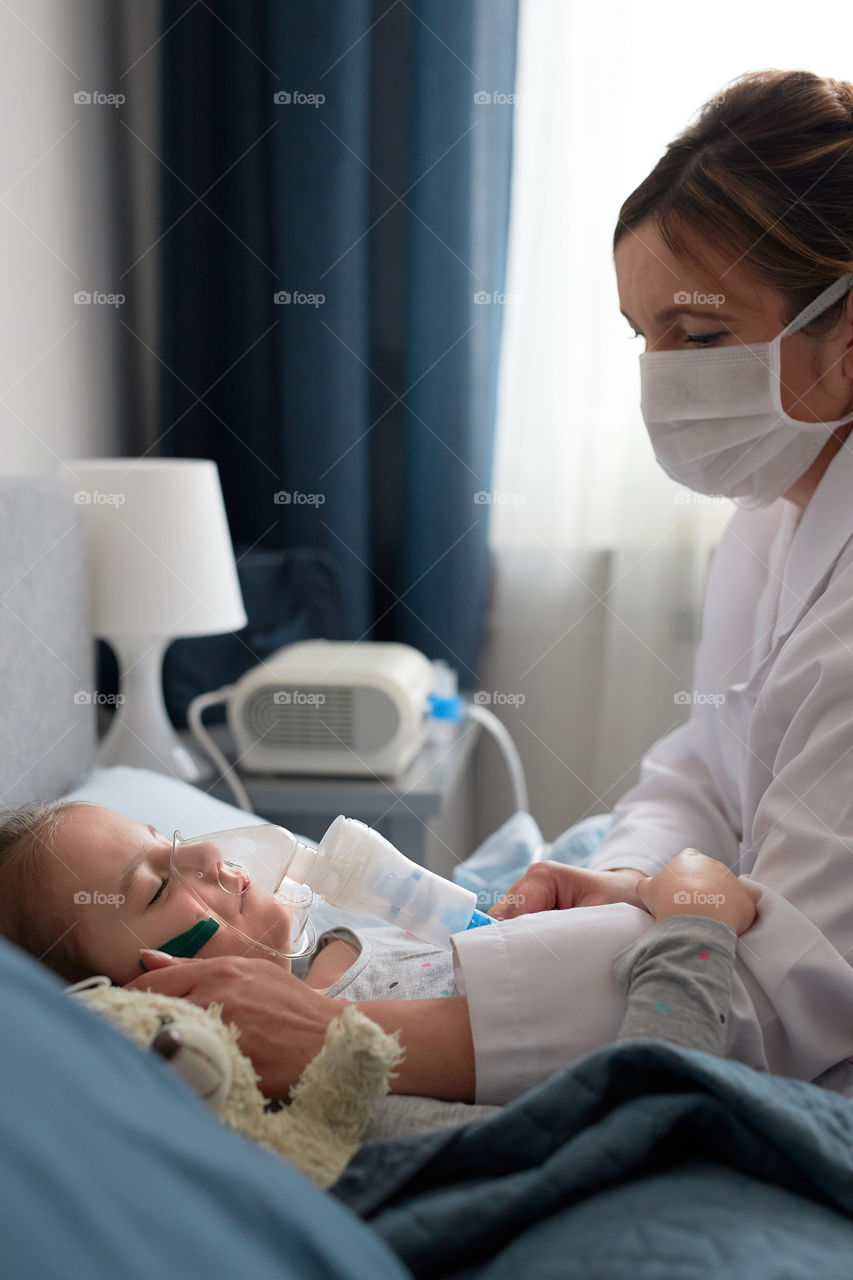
[152,1027,183,1061]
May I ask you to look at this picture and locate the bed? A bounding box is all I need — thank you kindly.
[5,475,853,1280]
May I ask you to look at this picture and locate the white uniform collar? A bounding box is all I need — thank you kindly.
[773,440,853,644]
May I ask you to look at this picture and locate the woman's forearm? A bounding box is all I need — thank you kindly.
[354,995,475,1101]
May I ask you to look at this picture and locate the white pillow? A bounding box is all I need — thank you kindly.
[63,764,270,838]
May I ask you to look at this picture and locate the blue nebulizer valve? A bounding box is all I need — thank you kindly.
[426,658,465,745]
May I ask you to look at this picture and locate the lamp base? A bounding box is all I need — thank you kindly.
[98,636,213,784]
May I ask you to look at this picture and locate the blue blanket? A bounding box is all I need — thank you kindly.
[333,1037,853,1279]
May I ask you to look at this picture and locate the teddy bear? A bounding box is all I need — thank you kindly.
[66,976,404,1189]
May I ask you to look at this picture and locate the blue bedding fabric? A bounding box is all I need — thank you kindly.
[453,809,613,906]
[333,1037,853,1280]
[0,937,407,1280]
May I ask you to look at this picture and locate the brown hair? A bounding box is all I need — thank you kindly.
[0,801,94,982]
[614,69,853,338]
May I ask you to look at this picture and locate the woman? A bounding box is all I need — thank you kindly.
[134,68,853,1106]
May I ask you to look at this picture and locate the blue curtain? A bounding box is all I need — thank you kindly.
[157,0,518,690]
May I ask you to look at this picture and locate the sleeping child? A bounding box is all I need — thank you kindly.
[0,799,755,1066]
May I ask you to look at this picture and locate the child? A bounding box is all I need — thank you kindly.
[0,800,460,1001]
[0,800,755,1058]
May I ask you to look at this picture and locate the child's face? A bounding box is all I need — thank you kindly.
[50,805,296,984]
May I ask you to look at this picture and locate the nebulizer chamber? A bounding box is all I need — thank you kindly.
[172,816,492,956]
[171,825,316,959]
[289,816,493,946]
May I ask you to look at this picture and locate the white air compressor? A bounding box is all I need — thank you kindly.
[195,640,435,779]
[187,639,528,816]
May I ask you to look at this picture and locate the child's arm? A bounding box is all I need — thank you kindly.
[612,850,758,1056]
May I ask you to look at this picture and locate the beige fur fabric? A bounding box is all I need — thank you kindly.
[68,977,404,1188]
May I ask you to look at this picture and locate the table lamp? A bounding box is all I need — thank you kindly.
[61,457,248,781]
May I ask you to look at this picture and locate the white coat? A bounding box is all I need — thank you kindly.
[452,439,853,1106]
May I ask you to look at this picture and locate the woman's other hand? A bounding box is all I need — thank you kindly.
[488,861,649,918]
[635,849,757,935]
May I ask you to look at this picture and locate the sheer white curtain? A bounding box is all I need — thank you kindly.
[473,0,850,842]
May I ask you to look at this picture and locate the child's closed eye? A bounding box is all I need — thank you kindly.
[149,875,169,906]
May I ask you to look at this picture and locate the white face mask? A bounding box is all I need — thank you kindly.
[638,271,853,509]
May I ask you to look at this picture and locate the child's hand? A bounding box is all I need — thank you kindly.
[635,849,757,935]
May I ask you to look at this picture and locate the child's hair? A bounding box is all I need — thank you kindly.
[0,801,93,982]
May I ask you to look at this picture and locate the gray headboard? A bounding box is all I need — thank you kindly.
[0,478,95,805]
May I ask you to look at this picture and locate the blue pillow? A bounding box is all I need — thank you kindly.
[0,937,408,1280]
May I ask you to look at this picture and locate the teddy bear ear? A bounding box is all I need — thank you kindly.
[65,975,112,996]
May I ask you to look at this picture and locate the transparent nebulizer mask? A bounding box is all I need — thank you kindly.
[165,816,494,963]
[169,826,317,961]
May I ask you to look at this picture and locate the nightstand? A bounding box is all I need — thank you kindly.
[199,717,480,877]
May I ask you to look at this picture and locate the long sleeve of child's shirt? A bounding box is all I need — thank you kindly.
[611,914,737,1056]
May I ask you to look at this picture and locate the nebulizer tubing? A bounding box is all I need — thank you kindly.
[427,659,528,814]
[187,686,253,812]
[462,702,528,813]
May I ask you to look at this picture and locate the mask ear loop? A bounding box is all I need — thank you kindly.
[769,273,853,425]
[777,272,853,339]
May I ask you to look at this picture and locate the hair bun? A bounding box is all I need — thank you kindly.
[827,76,853,120]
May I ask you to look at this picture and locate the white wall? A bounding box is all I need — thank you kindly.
[0,1,159,474]
[471,544,707,846]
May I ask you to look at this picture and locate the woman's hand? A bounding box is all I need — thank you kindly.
[488,861,649,919]
[128,950,476,1102]
[125,951,339,1100]
[635,849,758,935]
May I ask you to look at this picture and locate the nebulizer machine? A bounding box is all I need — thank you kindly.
[160,649,529,963]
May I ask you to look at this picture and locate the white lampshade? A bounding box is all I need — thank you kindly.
[62,457,247,638]
[60,457,248,781]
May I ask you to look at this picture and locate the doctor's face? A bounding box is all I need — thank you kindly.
[614,219,853,427]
